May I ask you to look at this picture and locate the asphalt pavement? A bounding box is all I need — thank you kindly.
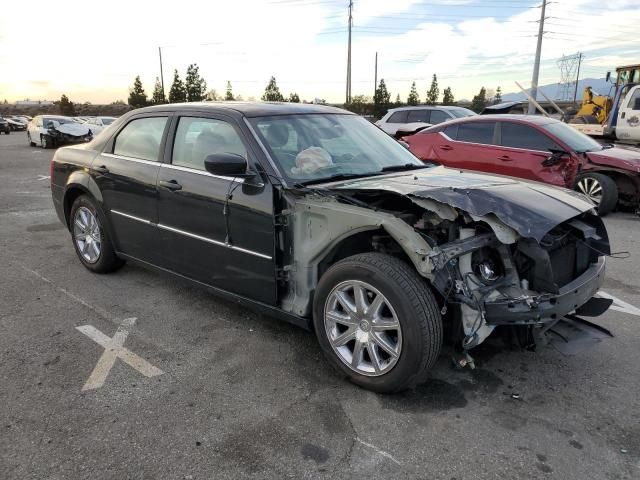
[1,131,639,479]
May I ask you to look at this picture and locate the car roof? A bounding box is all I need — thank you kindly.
[387,105,469,112]
[435,113,559,126]
[136,101,352,118]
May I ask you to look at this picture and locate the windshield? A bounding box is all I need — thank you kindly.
[449,107,476,118]
[102,118,115,125]
[249,114,424,185]
[542,121,603,152]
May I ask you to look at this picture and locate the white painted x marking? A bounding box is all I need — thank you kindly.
[76,317,163,391]
[599,291,640,317]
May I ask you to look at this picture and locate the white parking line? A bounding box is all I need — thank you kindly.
[77,317,164,391]
[37,175,50,181]
[599,291,640,317]
[356,438,402,466]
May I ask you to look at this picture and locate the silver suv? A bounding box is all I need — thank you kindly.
[376,106,476,137]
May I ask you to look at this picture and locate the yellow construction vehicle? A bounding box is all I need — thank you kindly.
[574,86,613,124]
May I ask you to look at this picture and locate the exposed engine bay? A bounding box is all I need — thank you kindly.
[276,168,613,356]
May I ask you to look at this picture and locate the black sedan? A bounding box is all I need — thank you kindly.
[50,102,612,392]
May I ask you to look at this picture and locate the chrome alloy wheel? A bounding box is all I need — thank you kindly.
[324,280,402,376]
[73,206,101,263]
[576,176,603,205]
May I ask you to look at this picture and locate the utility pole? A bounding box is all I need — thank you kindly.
[374,52,378,99]
[346,0,353,104]
[158,47,165,101]
[573,52,583,103]
[528,0,547,114]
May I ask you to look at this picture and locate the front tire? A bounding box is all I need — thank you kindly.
[70,195,124,273]
[574,172,618,216]
[28,133,36,146]
[313,253,442,393]
[40,134,52,149]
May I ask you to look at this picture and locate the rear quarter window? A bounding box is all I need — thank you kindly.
[387,111,409,123]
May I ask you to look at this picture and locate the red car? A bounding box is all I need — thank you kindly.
[403,114,640,215]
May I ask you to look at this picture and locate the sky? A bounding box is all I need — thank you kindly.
[0,0,639,104]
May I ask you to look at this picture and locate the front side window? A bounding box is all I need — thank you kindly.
[172,117,247,171]
[407,110,430,123]
[500,122,560,151]
[429,110,450,125]
[541,121,603,153]
[113,117,168,161]
[250,114,425,184]
[627,89,640,110]
[456,122,496,145]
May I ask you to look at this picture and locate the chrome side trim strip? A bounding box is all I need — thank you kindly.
[109,209,272,260]
[102,152,158,166]
[111,209,153,225]
[160,163,243,183]
[157,223,272,260]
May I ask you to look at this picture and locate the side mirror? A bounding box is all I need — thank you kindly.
[542,149,568,167]
[605,71,611,83]
[204,152,253,177]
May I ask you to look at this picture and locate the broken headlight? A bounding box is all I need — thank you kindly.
[471,247,504,284]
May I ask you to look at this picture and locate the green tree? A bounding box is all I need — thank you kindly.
[470,87,488,113]
[151,77,166,104]
[493,86,502,105]
[395,94,401,106]
[185,64,207,102]
[426,74,439,105]
[168,70,187,103]
[262,76,285,102]
[59,94,76,116]
[225,81,234,101]
[345,94,371,115]
[442,86,455,105]
[127,76,148,108]
[373,79,391,119]
[288,92,300,103]
[2,99,7,105]
[407,81,420,106]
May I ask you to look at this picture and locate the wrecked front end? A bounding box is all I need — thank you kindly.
[281,169,612,356]
[47,122,93,147]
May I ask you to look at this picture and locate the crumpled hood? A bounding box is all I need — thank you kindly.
[53,122,92,136]
[332,166,595,242]
[586,147,640,172]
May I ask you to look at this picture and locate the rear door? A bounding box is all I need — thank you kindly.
[616,86,640,142]
[433,121,499,172]
[496,121,570,186]
[156,113,277,304]
[92,113,169,264]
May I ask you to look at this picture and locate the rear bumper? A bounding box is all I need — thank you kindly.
[484,256,606,325]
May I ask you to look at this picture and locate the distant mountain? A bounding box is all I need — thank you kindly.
[501,77,611,102]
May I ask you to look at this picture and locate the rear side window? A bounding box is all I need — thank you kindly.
[407,110,430,123]
[429,110,450,124]
[172,117,247,171]
[457,122,496,145]
[500,122,560,151]
[113,117,168,161]
[387,111,408,123]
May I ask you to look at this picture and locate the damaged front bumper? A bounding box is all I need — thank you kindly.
[484,256,606,326]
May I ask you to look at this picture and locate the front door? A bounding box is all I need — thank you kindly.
[157,114,276,305]
[92,114,169,264]
[616,86,640,142]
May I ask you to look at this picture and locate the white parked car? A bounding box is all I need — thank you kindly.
[376,106,477,137]
[27,115,93,148]
[84,116,116,134]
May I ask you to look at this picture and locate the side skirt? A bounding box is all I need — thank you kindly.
[116,251,312,331]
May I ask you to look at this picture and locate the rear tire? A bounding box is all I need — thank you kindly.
[313,253,442,393]
[574,172,618,216]
[69,195,124,273]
